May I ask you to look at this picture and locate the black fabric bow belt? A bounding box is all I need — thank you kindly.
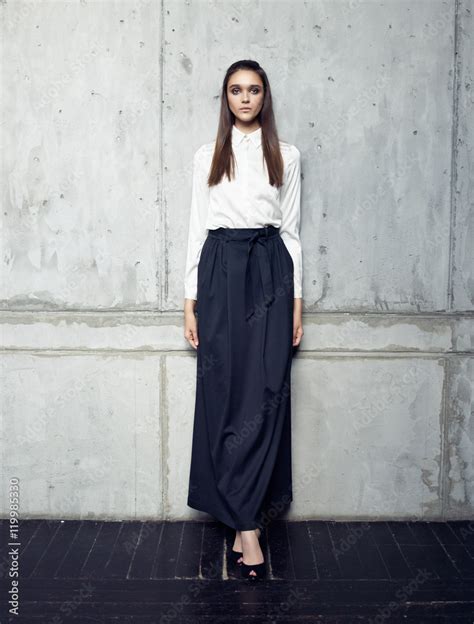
[208,226,279,322]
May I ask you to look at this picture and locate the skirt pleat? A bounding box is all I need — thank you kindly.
[187,225,294,531]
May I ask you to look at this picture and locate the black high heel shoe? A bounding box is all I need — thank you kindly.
[229,548,243,565]
[240,558,266,580]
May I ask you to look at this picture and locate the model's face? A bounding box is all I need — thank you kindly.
[227,69,264,124]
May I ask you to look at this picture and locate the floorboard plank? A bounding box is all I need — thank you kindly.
[0,518,472,623]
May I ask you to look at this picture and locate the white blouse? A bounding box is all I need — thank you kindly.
[184,124,303,300]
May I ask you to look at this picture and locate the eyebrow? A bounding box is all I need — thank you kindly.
[228,83,262,88]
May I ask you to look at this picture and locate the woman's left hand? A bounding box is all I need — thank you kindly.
[293,298,304,347]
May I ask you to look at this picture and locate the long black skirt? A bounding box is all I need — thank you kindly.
[187,225,294,531]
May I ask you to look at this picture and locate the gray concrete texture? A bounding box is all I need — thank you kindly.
[0,0,473,521]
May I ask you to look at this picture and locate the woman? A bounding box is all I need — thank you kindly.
[183,59,303,580]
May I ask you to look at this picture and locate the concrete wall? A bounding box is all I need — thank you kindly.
[1,0,473,521]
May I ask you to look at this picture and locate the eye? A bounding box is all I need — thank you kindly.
[229,87,261,95]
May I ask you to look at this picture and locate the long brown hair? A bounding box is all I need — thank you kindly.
[207,60,285,188]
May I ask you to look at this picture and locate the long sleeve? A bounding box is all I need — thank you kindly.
[184,146,210,300]
[279,145,303,298]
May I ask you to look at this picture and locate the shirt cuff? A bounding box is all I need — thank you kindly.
[184,286,197,300]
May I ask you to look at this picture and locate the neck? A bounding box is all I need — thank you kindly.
[234,120,261,134]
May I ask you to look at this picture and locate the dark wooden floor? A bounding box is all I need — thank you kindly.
[1,519,473,622]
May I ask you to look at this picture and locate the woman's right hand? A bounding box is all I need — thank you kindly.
[184,299,199,349]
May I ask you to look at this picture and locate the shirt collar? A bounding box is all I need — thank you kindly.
[231,124,262,149]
